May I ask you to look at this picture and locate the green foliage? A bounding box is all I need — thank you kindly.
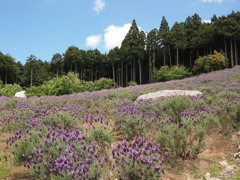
[157,118,205,159]
[193,50,226,74]
[26,74,115,97]
[127,81,137,86]
[208,50,226,70]
[162,96,193,123]
[93,78,115,91]
[26,72,81,97]
[0,84,22,97]
[42,113,79,128]
[209,164,222,177]
[87,127,113,148]
[193,56,211,74]
[154,65,191,82]
[118,157,161,180]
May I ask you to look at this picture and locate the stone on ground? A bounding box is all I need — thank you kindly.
[14,91,26,98]
[136,90,203,102]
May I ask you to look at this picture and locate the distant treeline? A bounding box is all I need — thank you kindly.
[0,11,240,87]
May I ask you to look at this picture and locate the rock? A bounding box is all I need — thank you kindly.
[219,160,228,166]
[205,172,211,180]
[220,165,236,178]
[14,91,26,98]
[135,90,203,102]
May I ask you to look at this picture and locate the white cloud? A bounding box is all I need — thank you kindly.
[103,24,131,50]
[86,34,102,48]
[201,0,224,3]
[202,20,211,23]
[93,0,105,13]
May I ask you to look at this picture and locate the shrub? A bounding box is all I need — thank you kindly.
[87,127,114,148]
[128,81,137,86]
[162,96,193,123]
[42,113,79,128]
[154,66,170,82]
[26,73,81,97]
[192,56,211,74]
[157,117,205,160]
[93,78,115,91]
[193,50,226,74]
[0,84,23,97]
[208,50,226,70]
[154,65,191,82]
[111,137,163,180]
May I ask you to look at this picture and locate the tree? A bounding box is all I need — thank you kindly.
[147,29,159,82]
[0,52,19,84]
[23,55,50,87]
[159,16,171,66]
[215,16,238,67]
[170,22,187,66]
[184,13,202,67]
[50,53,63,77]
[108,47,120,85]
[64,46,81,72]
[121,19,141,83]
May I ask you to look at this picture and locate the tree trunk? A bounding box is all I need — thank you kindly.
[80,68,83,81]
[163,48,166,66]
[138,59,142,85]
[75,63,78,73]
[224,37,227,59]
[182,50,185,66]
[112,62,115,86]
[125,63,128,86]
[190,53,192,68]
[210,44,212,54]
[56,66,59,77]
[121,61,123,87]
[5,74,7,85]
[176,48,179,66]
[70,63,73,72]
[91,66,93,81]
[234,39,238,65]
[148,50,152,83]
[230,37,234,67]
[168,45,172,67]
[196,49,199,58]
[153,49,156,71]
[133,58,136,82]
[30,68,33,87]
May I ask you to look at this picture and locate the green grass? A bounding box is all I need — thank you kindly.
[0,165,11,179]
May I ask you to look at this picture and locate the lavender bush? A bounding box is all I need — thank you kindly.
[0,66,240,179]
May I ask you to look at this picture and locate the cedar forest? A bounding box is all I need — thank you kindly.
[0,11,240,88]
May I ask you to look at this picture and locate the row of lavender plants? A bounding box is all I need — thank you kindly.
[0,66,240,179]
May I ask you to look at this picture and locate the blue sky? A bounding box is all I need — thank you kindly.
[0,0,239,64]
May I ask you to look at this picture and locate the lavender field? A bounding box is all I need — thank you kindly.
[0,66,240,179]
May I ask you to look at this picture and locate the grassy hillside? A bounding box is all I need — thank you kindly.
[0,66,240,179]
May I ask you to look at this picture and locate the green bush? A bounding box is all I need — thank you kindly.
[42,113,79,128]
[127,81,137,86]
[26,72,81,97]
[87,127,113,148]
[162,96,193,123]
[154,65,191,82]
[193,50,226,74]
[192,56,211,74]
[93,78,115,91]
[0,84,23,97]
[157,117,205,159]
